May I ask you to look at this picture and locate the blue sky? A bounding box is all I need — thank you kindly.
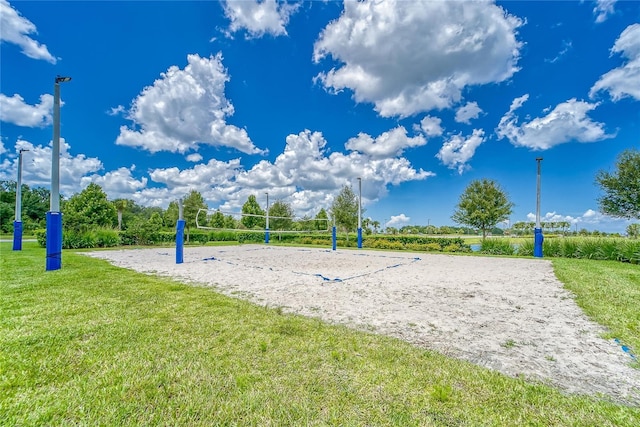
[1,0,639,232]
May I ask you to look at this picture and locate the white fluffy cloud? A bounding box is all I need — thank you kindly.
[0,0,56,63]
[116,53,265,155]
[415,115,444,137]
[593,0,616,23]
[455,101,483,124]
[81,166,147,200]
[0,138,103,197]
[344,126,426,159]
[150,158,242,189]
[0,93,53,127]
[223,0,299,38]
[590,24,640,101]
[139,128,432,216]
[186,153,203,162]
[496,95,613,150]
[436,129,485,174]
[387,214,410,227]
[313,0,522,117]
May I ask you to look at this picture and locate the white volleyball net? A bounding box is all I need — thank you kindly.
[196,209,332,233]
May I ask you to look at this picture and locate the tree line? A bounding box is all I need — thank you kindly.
[1,148,638,239]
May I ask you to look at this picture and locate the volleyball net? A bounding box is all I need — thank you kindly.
[196,209,332,233]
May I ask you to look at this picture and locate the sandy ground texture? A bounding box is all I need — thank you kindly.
[86,245,640,405]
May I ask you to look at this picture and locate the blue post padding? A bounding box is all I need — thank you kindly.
[534,227,544,258]
[357,227,363,249]
[332,226,337,251]
[46,212,62,271]
[13,221,23,251]
[176,219,185,264]
[265,228,270,244]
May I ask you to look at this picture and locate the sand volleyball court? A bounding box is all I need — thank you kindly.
[86,245,640,405]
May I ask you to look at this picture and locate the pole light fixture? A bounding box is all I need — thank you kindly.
[534,157,544,258]
[265,192,270,244]
[46,75,71,271]
[357,177,362,249]
[13,148,29,251]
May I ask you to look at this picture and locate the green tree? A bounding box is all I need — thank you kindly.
[224,214,237,229]
[627,223,640,239]
[452,179,514,240]
[330,185,359,234]
[210,210,225,228]
[164,201,179,229]
[183,190,208,239]
[314,208,330,230]
[596,148,640,220]
[0,181,51,233]
[63,183,117,232]
[113,199,128,230]
[268,200,294,231]
[241,195,266,229]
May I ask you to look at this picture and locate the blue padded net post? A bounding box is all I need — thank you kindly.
[176,219,185,264]
[265,228,270,244]
[45,212,62,271]
[332,226,337,251]
[12,221,23,251]
[534,227,544,258]
[357,227,363,249]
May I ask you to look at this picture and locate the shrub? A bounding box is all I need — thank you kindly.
[63,230,97,249]
[480,239,515,255]
[516,240,534,256]
[35,229,46,247]
[94,228,120,247]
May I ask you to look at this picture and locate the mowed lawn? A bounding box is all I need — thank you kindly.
[1,243,638,426]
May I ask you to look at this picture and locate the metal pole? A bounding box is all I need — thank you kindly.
[51,82,61,212]
[265,192,270,244]
[357,177,362,249]
[13,149,28,251]
[332,215,336,251]
[46,76,71,271]
[534,157,544,258]
[176,198,185,264]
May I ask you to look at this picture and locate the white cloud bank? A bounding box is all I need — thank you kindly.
[313,0,522,117]
[496,95,613,150]
[0,0,56,63]
[436,129,485,174]
[116,53,266,156]
[1,126,432,218]
[387,213,410,227]
[222,0,299,38]
[0,93,53,127]
[590,23,640,102]
[0,138,103,197]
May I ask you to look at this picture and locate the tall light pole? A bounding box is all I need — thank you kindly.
[534,157,544,258]
[13,148,29,251]
[265,192,270,244]
[357,177,362,249]
[46,75,71,271]
[176,198,185,264]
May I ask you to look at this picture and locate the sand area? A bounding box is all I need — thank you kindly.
[86,245,640,405]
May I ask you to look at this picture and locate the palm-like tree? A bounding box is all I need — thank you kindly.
[113,199,128,230]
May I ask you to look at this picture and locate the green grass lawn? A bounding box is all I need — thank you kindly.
[1,243,638,426]
[553,258,640,366]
